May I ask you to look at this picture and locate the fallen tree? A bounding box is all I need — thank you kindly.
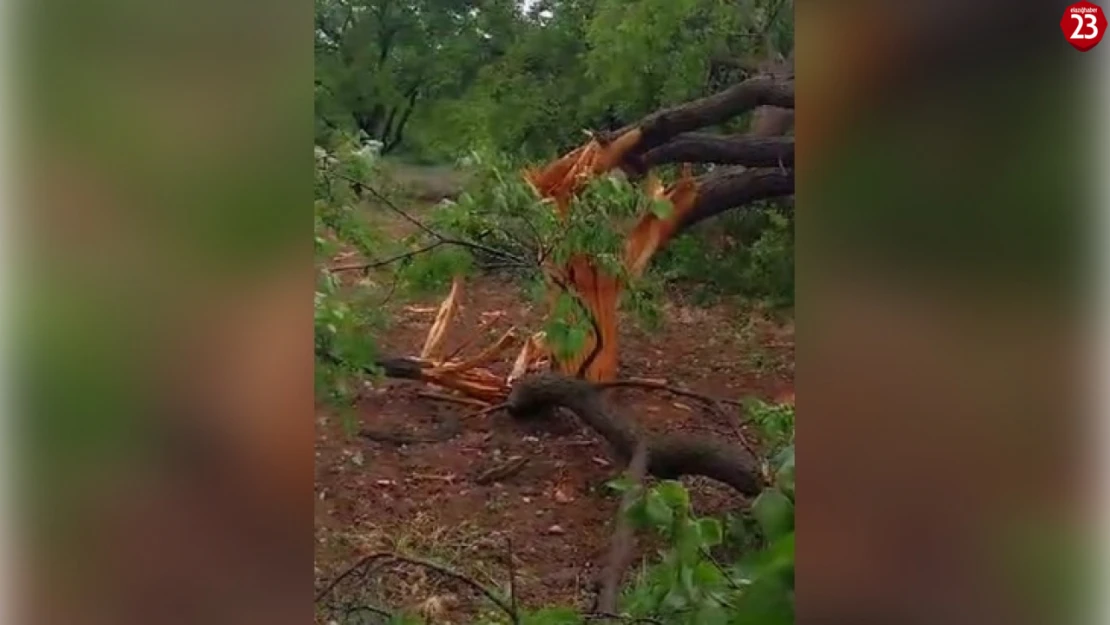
[524,71,795,381]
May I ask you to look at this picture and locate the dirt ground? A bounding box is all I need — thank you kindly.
[314,194,795,622]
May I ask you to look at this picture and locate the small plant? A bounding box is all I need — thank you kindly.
[602,447,795,624]
[743,398,795,455]
[653,205,794,308]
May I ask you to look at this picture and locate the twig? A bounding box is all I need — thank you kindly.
[464,402,508,420]
[411,472,458,482]
[594,379,743,408]
[700,546,743,592]
[343,604,393,621]
[443,313,502,361]
[385,553,520,624]
[375,268,403,307]
[584,613,665,625]
[315,552,395,602]
[507,537,518,620]
[416,390,491,408]
[330,240,448,272]
[598,441,649,614]
[331,170,532,268]
[474,457,529,485]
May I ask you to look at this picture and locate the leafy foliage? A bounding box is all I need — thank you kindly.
[314,141,389,423]
[654,206,794,308]
[315,0,798,617]
[316,0,794,161]
[742,397,795,455]
[602,404,796,625]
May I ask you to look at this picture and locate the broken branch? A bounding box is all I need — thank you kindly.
[507,374,762,496]
[680,167,794,232]
[328,240,448,272]
[598,441,649,614]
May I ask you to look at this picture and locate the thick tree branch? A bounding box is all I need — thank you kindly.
[507,374,762,496]
[598,441,649,614]
[631,77,793,155]
[680,167,794,232]
[748,107,794,137]
[384,89,419,152]
[640,134,793,169]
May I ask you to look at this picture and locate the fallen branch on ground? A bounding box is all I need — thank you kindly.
[595,378,745,408]
[507,374,763,495]
[598,441,649,614]
[416,391,491,408]
[596,378,759,457]
[316,551,520,624]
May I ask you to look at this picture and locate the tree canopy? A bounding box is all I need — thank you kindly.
[315,0,793,160]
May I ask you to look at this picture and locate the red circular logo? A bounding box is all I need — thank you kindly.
[1061,1,1107,51]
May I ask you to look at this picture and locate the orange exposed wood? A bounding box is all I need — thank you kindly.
[509,332,548,384]
[420,276,463,360]
[523,129,709,382]
[625,168,699,277]
[434,327,518,374]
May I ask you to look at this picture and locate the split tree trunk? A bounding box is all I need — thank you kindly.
[526,74,795,381]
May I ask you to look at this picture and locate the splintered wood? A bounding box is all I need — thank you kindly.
[401,282,549,405]
[420,276,463,360]
[404,127,711,394]
[524,130,705,381]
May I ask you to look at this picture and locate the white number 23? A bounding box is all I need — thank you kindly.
[1072,13,1099,39]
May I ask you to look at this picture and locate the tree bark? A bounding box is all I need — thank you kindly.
[384,89,420,153]
[507,374,763,496]
[602,76,793,163]
[680,167,794,232]
[632,76,793,154]
[640,134,793,169]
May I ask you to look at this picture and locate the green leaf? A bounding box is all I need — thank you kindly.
[774,445,796,498]
[680,562,699,599]
[565,325,587,354]
[752,488,795,541]
[655,480,690,513]
[661,586,688,611]
[649,198,673,219]
[522,606,583,625]
[692,559,725,587]
[606,476,636,494]
[643,490,673,528]
[692,603,730,625]
[696,518,724,547]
